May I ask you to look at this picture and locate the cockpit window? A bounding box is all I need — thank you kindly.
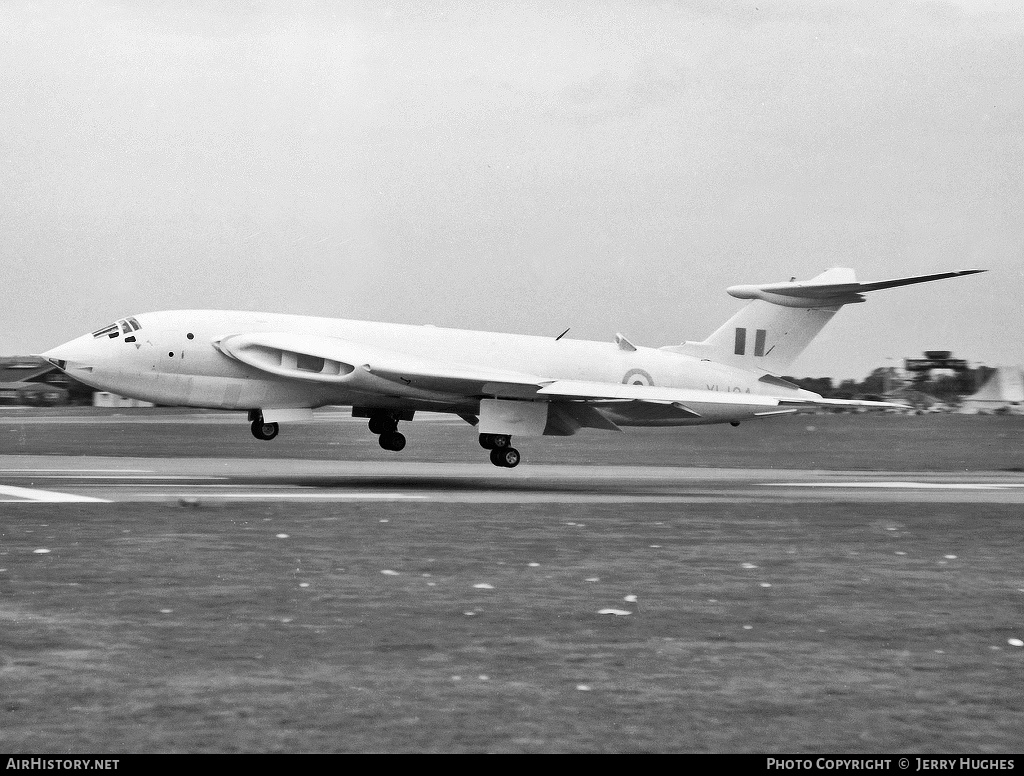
[92,324,119,339]
[91,318,142,339]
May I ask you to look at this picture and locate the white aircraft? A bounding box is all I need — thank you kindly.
[40,268,983,468]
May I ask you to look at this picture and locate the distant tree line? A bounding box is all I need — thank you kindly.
[783,365,996,402]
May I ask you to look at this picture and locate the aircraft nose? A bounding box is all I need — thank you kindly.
[37,333,103,370]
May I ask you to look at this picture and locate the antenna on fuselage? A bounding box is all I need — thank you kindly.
[555,327,570,341]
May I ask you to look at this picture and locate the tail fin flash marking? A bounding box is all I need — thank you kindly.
[734,328,746,355]
[754,329,767,357]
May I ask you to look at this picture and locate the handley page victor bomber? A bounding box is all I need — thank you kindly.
[41,268,983,468]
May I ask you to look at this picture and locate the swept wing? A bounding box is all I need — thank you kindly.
[213,332,905,419]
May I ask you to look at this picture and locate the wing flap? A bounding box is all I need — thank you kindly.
[536,380,783,407]
[777,396,908,410]
[537,380,907,413]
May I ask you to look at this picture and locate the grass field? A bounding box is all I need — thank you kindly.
[0,411,1022,752]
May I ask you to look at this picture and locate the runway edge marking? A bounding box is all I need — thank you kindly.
[764,481,1024,490]
[0,485,111,503]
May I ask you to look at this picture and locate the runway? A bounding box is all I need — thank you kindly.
[4,453,1024,504]
[3,412,1024,753]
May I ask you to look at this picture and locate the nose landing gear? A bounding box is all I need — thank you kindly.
[250,417,279,441]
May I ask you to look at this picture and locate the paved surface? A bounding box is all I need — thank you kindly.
[3,412,1023,753]
[4,453,1024,504]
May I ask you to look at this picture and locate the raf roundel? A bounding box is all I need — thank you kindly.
[622,368,654,387]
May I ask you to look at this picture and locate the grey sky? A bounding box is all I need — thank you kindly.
[2,0,1021,378]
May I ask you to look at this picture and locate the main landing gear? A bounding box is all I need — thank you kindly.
[368,413,406,452]
[479,433,521,468]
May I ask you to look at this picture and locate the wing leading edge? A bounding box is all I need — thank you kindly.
[213,331,544,397]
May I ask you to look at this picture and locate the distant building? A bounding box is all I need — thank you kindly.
[904,350,970,375]
[959,368,1024,414]
[0,356,92,406]
[0,356,154,407]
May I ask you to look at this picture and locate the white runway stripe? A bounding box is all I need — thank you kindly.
[10,475,227,480]
[0,468,152,473]
[767,481,1024,490]
[0,485,110,503]
[202,492,428,500]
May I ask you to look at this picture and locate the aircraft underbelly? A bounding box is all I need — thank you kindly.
[180,375,266,408]
[83,368,333,410]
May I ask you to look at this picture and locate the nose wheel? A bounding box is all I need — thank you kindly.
[251,420,279,440]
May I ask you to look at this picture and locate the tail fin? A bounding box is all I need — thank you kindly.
[665,268,985,374]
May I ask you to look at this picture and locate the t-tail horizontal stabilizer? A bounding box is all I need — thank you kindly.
[669,267,986,374]
[726,268,986,309]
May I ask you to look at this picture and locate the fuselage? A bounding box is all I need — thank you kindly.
[42,310,816,426]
